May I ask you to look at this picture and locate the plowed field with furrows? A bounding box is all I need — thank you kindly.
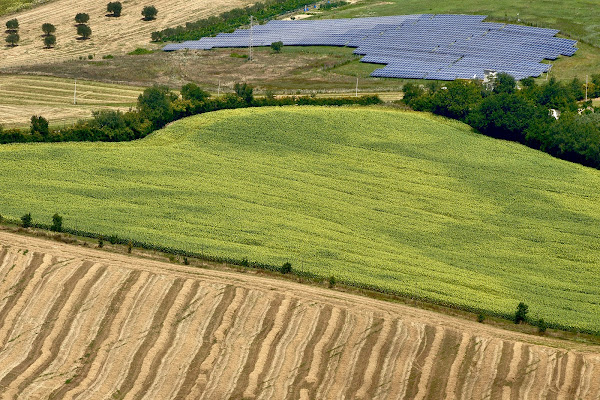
[1,231,599,399]
[0,0,252,68]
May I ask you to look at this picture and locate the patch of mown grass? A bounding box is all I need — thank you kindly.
[1,106,600,333]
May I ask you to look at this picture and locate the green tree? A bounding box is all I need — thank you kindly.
[493,72,516,94]
[107,1,122,17]
[5,18,18,32]
[430,80,483,121]
[51,213,63,232]
[30,115,49,136]
[75,13,90,25]
[77,24,92,39]
[270,41,283,53]
[142,5,158,21]
[137,85,176,128]
[44,34,56,48]
[181,83,210,102]
[515,302,529,324]
[233,82,254,104]
[280,262,292,274]
[538,318,548,334]
[41,23,56,36]
[5,32,19,47]
[21,213,32,228]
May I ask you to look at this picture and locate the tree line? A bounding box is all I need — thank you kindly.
[403,74,600,169]
[151,0,342,42]
[0,84,381,144]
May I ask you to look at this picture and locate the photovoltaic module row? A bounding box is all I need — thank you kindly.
[162,14,577,81]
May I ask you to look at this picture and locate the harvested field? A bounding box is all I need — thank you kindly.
[0,231,599,399]
[0,74,143,126]
[0,0,253,69]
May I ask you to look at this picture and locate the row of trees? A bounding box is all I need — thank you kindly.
[403,74,600,169]
[5,18,19,47]
[0,84,381,144]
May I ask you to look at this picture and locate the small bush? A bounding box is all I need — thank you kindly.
[142,5,158,21]
[240,258,249,267]
[44,34,56,48]
[477,313,485,323]
[74,13,90,25]
[328,275,336,288]
[51,213,63,232]
[21,213,32,228]
[127,241,133,253]
[538,318,548,334]
[108,235,118,244]
[98,236,104,248]
[88,54,94,59]
[128,47,154,55]
[270,41,283,53]
[515,302,529,324]
[183,257,189,265]
[280,262,292,274]
[102,54,114,59]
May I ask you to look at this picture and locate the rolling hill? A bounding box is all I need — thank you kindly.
[0,106,599,333]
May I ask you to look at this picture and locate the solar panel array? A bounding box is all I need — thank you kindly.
[162,14,577,80]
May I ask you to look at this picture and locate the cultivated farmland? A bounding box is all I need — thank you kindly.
[1,107,600,333]
[1,231,599,399]
[0,0,253,69]
[0,74,142,127]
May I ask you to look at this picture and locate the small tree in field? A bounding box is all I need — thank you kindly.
[42,23,56,36]
[234,82,253,104]
[141,5,157,21]
[74,13,90,25]
[514,302,529,324]
[280,262,292,274]
[44,34,56,48]
[5,19,18,32]
[270,41,283,53]
[107,1,122,17]
[31,115,49,136]
[21,213,32,228]
[51,213,63,232]
[77,24,92,39]
[5,32,19,47]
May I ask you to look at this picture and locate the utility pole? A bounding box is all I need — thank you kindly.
[73,79,77,105]
[249,16,253,61]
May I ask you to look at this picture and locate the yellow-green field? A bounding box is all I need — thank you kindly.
[0,75,143,127]
[1,106,600,332]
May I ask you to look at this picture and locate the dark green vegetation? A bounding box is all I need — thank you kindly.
[0,84,380,143]
[141,5,157,21]
[77,24,91,39]
[107,1,122,17]
[1,106,600,333]
[404,74,600,168]
[151,0,335,42]
[74,12,89,25]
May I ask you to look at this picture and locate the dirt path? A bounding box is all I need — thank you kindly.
[0,230,599,399]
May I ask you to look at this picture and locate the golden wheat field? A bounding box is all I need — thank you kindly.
[0,231,599,399]
[0,0,253,69]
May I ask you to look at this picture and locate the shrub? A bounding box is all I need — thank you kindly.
[30,115,49,136]
[515,302,529,324]
[280,262,292,274]
[21,213,32,228]
[51,213,63,232]
[77,24,92,39]
[142,6,158,21]
[270,41,283,53]
[88,54,94,59]
[98,236,104,248]
[181,83,210,102]
[128,47,154,55]
[538,318,548,334]
[477,313,485,323]
[183,257,189,265]
[44,35,56,48]
[328,275,336,288]
[5,33,19,47]
[75,13,89,25]
[102,54,114,59]
[107,1,122,17]
[127,241,133,253]
[137,85,176,128]
[42,23,56,36]
[233,82,253,104]
[5,19,18,32]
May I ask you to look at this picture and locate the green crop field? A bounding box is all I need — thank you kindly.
[1,106,600,332]
[0,0,47,15]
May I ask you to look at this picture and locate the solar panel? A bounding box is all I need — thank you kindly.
[162,14,577,80]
